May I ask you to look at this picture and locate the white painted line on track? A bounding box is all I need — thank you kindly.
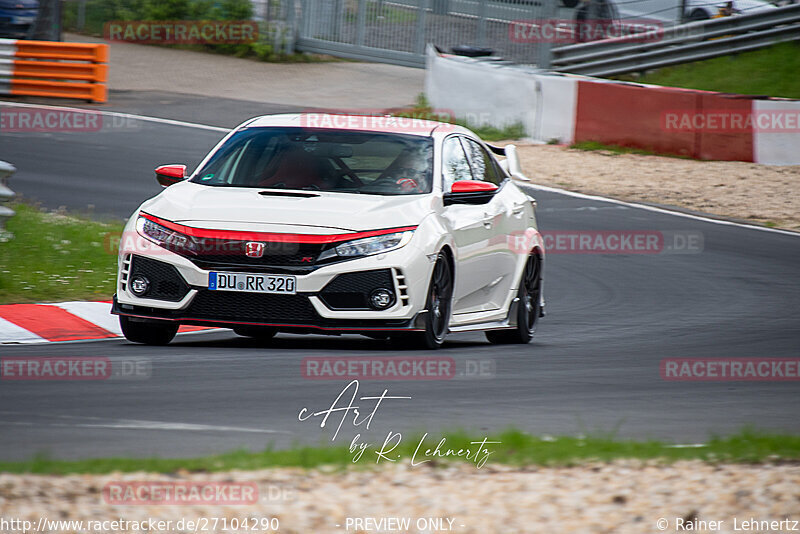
[0,100,231,133]
[0,411,290,434]
[3,100,797,238]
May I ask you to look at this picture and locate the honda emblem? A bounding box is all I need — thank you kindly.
[245,242,265,258]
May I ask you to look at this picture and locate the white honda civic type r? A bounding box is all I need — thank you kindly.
[112,113,545,348]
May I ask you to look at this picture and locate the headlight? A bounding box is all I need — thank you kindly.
[135,215,199,254]
[318,231,413,261]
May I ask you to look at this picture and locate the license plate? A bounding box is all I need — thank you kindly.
[12,16,35,24]
[208,272,296,294]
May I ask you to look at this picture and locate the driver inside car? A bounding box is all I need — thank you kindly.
[375,146,431,193]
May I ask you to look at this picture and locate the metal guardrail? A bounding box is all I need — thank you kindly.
[0,161,16,242]
[551,4,800,77]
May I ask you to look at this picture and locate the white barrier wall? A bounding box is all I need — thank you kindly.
[425,47,578,143]
[425,47,539,136]
[532,74,578,145]
[753,100,800,166]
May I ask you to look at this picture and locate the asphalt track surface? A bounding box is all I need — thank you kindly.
[1,94,799,461]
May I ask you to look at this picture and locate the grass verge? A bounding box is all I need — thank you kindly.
[395,95,526,142]
[1,429,798,475]
[618,43,800,99]
[0,204,121,304]
[569,140,690,159]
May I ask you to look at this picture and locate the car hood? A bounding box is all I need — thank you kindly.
[139,181,435,233]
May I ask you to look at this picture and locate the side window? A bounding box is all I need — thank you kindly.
[441,136,473,192]
[462,138,502,186]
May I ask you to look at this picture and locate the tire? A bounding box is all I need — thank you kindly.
[234,326,277,340]
[486,253,542,345]
[119,315,178,345]
[394,252,453,350]
[687,8,710,21]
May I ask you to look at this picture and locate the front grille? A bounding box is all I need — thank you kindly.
[130,256,190,302]
[186,239,328,271]
[186,290,317,323]
[319,269,396,310]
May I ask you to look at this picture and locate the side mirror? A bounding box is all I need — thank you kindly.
[443,180,499,206]
[155,164,187,187]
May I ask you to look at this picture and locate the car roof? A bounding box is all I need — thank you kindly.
[240,113,474,138]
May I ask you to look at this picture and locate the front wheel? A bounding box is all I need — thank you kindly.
[119,316,178,345]
[486,253,542,345]
[394,252,453,350]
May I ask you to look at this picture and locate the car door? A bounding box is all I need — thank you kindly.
[440,135,501,315]
[461,137,523,312]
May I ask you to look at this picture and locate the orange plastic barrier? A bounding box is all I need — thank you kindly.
[13,60,107,82]
[14,40,109,63]
[10,79,107,103]
[5,40,108,103]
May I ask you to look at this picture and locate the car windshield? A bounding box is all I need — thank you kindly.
[191,127,434,195]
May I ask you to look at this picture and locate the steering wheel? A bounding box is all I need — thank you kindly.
[367,170,423,193]
[331,158,364,187]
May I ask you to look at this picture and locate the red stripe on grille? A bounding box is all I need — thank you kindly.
[139,212,416,244]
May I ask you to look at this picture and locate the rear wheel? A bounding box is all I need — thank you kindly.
[234,327,277,340]
[119,316,178,346]
[486,254,541,345]
[394,252,453,350]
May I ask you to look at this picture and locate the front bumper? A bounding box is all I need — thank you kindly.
[113,241,433,334]
[112,295,424,333]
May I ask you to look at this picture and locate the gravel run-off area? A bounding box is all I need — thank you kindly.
[513,144,800,232]
[2,461,799,533]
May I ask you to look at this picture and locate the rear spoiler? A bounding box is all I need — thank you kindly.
[486,143,529,182]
